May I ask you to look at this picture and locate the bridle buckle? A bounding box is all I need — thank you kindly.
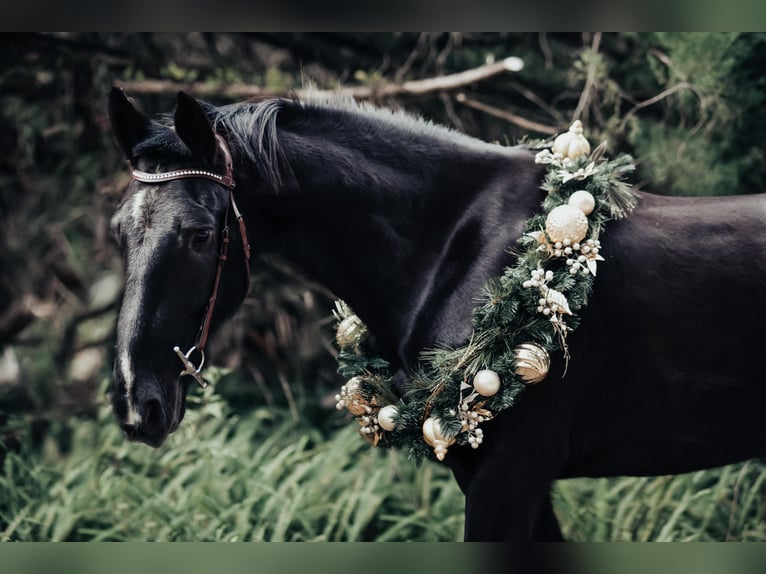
[173,345,208,388]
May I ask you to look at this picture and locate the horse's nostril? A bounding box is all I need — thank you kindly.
[143,398,164,433]
[121,423,138,441]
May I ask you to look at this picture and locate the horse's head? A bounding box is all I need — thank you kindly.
[107,89,249,446]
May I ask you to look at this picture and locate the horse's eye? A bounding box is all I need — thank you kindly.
[192,228,213,247]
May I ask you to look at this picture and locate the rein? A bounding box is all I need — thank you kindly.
[132,134,251,388]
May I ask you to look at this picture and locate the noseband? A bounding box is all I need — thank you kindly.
[132,134,251,388]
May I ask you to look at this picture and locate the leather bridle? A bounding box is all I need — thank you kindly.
[132,134,251,388]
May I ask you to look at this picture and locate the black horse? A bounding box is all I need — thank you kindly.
[107,88,766,541]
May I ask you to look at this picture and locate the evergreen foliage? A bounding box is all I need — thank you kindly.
[334,139,636,463]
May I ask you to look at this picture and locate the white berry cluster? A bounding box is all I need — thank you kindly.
[524,268,557,317]
[522,266,573,322]
[335,377,373,416]
[522,267,552,290]
[457,401,486,449]
[335,378,385,444]
[357,413,380,436]
[447,378,495,450]
[550,237,602,276]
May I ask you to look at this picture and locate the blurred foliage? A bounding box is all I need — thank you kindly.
[0,33,764,541]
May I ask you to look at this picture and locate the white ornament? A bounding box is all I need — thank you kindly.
[377,404,398,432]
[422,416,455,460]
[545,204,589,244]
[568,190,596,216]
[512,343,551,384]
[472,369,501,397]
[422,417,437,447]
[433,440,451,462]
[552,120,591,160]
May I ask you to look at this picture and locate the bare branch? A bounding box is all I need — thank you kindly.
[572,32,602,122]
[455,93,558,135]
[115,56,525,101]
[538,32,554,70]
[439,91,466,132]
[0,295,55,347]
[113,79,274,100]
[508,80,567,125]
[394,33,429,83]
[619,82,699,132]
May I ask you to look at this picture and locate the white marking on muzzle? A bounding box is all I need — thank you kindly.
[120,348,142,426]
[119,188,151,427]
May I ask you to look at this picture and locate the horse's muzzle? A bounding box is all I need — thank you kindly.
[120,396,169,447]
[110,375,177,448]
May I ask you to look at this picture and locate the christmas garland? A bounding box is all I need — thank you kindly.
[333,121,637,463]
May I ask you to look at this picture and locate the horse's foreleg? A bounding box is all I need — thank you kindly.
[531,490,563,541]
[457,427,569,539]
[463,474,561,541]
[450,382,572,541]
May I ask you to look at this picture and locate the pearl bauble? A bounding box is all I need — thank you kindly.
[472,369,501,397]
[552,120,591,160]
[568,190,596,216]
[512,343,551,385]
[545,204,589,244]
[377,404,398,432]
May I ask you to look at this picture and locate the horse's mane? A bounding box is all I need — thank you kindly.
[136,93,498,193]
[212,94,495,192]
[212,99,289,190]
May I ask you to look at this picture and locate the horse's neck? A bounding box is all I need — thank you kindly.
[245,118,546,374]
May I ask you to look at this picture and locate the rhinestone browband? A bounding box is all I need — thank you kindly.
[132,168,235,189]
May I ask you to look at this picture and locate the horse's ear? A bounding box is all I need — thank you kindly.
[108,87,151,165]
[174,92,217,164]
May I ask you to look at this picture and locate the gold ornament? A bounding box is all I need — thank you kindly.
[377,404,398,431]
[568,190,596,216]
[512,343,551,384]
[422,416,455,461]
[552,120,591,160]
[472,369,501,397]
[336,314,367,348]
[545,204,589,244]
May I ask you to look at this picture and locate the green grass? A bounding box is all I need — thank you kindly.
[1,385,764,541]
[0,387,464,542]
[555,463,766,541]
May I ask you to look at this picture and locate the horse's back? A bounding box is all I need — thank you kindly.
[563,190,766,477]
